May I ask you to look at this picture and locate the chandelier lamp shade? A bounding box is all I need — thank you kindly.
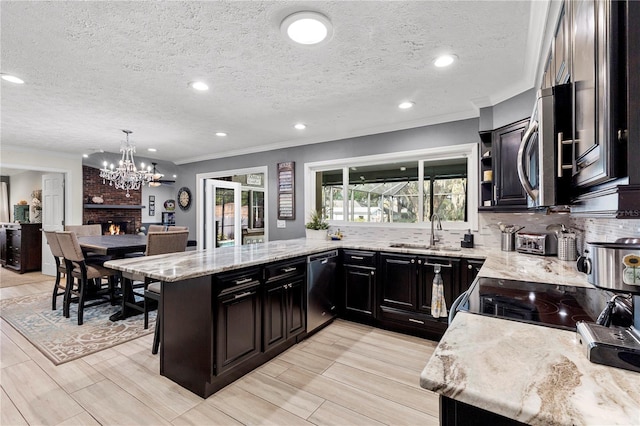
[99,130,153,197]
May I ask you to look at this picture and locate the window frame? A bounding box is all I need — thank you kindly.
[304,143,478,231]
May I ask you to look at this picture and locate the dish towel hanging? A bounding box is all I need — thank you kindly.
[431,265,448,318]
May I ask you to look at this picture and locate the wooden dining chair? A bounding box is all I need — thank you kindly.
[56,231,118,325]
[43,231,67,311]
[139,230,189,354]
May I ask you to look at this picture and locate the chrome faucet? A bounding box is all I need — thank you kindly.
[430,213,442,247]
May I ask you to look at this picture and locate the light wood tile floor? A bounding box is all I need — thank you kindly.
[0,272,440,425]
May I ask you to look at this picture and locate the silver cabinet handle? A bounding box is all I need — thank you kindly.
[281,267,297,273]
[411,259,415,263]
[234,291,253,299]
[468,264,473,269]
[351,256,364,260]
[233,277,253,285]
[409,318,424,324]
[424,262,453,268]
[418,259,422,265]
[371,271,375,276]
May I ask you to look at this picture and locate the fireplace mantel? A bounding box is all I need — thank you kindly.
[84,204,146,209]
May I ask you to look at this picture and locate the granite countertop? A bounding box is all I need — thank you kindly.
[104,237,639,422]
[103,237,587,285]
[420,312,640,425]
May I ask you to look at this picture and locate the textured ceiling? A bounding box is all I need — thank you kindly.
[1,1,547,165]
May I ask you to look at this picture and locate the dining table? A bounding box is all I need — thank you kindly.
[77,234,196,321]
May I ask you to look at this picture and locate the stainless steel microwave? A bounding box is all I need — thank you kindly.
[516,84,572,208]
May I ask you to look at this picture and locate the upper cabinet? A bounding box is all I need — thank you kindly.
[570,0,626,188]
[478,119,529,211]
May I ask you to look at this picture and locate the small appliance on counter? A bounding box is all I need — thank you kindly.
[515,232,557,256]
[576,238,640,373]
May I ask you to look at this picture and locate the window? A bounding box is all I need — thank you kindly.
[305,144,478,230]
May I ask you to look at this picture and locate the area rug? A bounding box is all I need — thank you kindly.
[0,292,155,365]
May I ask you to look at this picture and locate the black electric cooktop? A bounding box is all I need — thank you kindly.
[459,277,601,331]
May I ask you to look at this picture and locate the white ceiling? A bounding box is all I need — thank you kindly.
[1,1,549,165]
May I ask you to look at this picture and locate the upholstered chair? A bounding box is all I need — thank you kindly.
[56,231,118,325]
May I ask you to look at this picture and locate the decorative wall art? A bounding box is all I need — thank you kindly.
[277,162,295,220]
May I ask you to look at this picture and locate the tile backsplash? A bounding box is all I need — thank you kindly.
[330,213,640,252]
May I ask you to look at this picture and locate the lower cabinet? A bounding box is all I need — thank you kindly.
[379,253,460,339]
[215,268,262,375]
[342,250,378,322]
[263,276,306,352]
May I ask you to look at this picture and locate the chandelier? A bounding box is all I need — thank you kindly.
[99,130,153,197]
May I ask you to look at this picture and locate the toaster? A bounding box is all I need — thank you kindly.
[515,232,557,256]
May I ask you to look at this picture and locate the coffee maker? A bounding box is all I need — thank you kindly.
[576,239,640,373]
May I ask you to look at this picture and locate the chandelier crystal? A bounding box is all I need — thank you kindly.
[99,130,153,197]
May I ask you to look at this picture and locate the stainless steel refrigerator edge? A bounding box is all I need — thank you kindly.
[307,250,338,333]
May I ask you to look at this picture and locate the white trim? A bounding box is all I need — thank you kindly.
[195,166,268,247]
[304,143,479,231]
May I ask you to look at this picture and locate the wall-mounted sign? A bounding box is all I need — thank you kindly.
[277,162,295,220]
[247,173,263,186]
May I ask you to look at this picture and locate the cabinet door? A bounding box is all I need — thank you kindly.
[0,227,6,266]
[380,254,417,311]
[494,120,528,206]
[344,265,376,317]
[461,259,484,291]
[572,0,624,187]
[286,277,306,340]
[418,258,459,315]
[263,283,287,352]
[216,285,261,374]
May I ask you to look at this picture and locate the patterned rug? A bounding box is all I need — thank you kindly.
[0,292,155,365]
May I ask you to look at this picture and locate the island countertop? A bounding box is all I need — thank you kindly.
[103,237,589,285]
[420,312,640,425]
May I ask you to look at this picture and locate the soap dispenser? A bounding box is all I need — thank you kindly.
[461,229,474,248]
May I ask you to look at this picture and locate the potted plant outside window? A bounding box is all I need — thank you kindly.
[305,210,329,240]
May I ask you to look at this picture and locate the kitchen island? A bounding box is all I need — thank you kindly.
[104,237,640,422]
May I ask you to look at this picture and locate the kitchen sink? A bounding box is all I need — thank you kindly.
[388,242,461,251]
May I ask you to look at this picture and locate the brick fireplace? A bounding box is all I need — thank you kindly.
[82,166,143,234]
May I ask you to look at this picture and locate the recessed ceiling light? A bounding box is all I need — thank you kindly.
[294,123,306,130]
[398,101,414,109]
[434,54,456,68]
[147,148,157,152]
[82,154,89,158]
[400,166,407,171]
[173,175,177,178]
[215,132,227,137]
[281,11,333,45]
[1,74,24,84]
[189,81,209,91]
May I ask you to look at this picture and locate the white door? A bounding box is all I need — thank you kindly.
[41,173,65,275]
[204,180,241,250]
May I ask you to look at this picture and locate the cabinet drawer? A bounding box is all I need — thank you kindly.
[215,267,262,292]
[264,258,306,283]
[380,305,446,330]
[343,250,377,267]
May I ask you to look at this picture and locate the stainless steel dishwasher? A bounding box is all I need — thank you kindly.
[306,250,338,333]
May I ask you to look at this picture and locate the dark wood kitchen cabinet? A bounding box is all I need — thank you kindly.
[1,223,42,273]
[379,253,458,339]
[493,119,529,207]
[570,0,626,188]
[215,268,262,375]
[262,258,306,353]
[461,258,485,289]
[418,257,460,317]
[342,250,377,323]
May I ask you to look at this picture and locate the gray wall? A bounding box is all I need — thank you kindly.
[479,88,536,131]
[176,118,481,241]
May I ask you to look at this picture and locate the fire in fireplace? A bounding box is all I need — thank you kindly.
[88,219,134,235]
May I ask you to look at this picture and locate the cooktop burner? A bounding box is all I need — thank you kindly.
[459,277,602,331]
